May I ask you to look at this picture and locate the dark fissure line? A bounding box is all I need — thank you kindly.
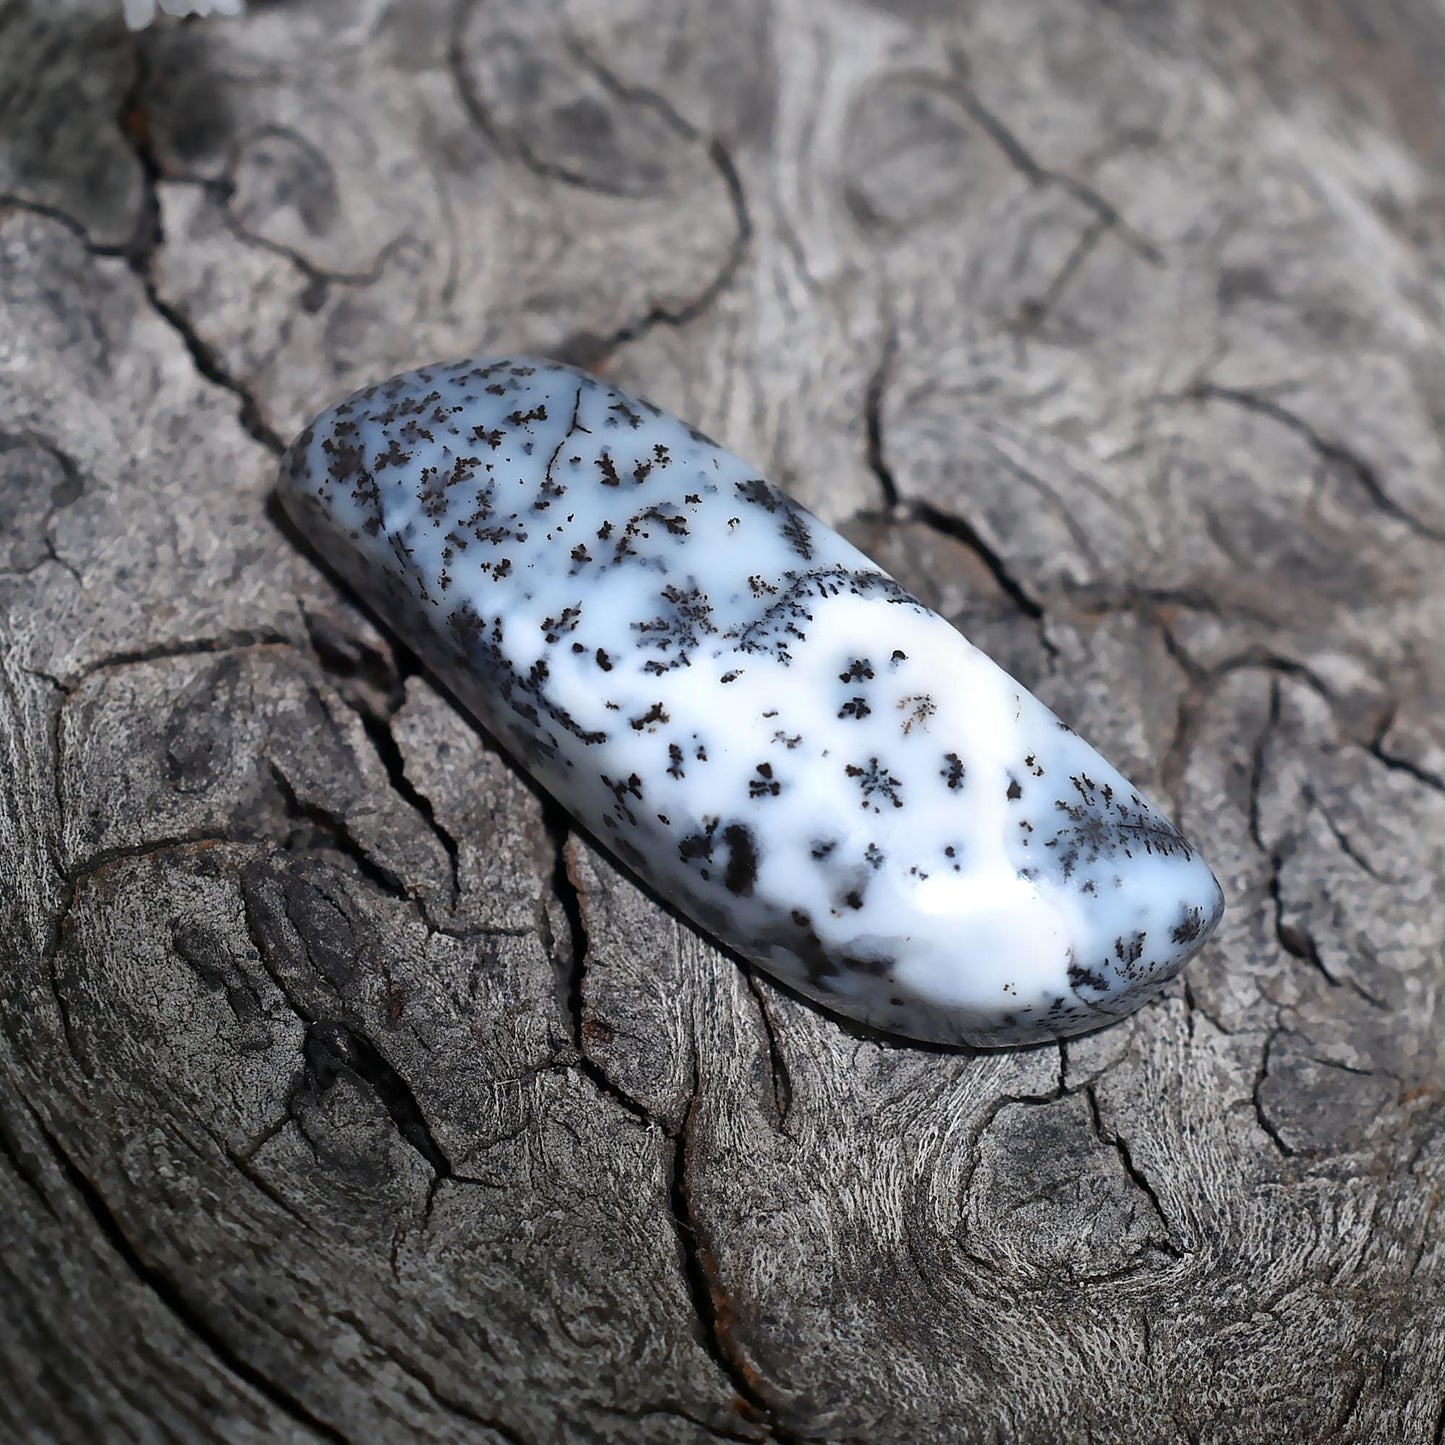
[1190,384,1445,545]
[302,1022,453,1181]
[667,1101,802,1443]
[268,762,410,901]
[742,970,793,1128]
[911,499,1045,623]
[1084,1086,1182,1258]
[70,631,291,680]
[542,806,655,1129]
[358,707,463,905]
[952,80,1162,265]
[1370,739,1445,799]
[864,333,900,509]
[1251,1033,1294,1159]
[292,614,463,903]
[115,40,286,456]
[539,819,797,1434]
[27,1109,351,1444]
[0,1106,56,1220]
[859,359,1050,641]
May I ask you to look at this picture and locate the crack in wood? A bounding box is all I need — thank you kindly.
[1187,383,1445,546]
[741,968,793,1130]
[946,65,1164,265]
[1251,1029,1295,1159]
[23,1100,352,1443]
[668,1086,798,1443]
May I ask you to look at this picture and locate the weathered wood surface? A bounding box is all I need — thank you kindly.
[2,0,1444,1440]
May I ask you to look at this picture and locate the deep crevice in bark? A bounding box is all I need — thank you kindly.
[542,812,658,1130]
[292,608,464,905]
[668,1094,796,1444]
[114,37,287,456]
[3,2,1441,1437]
[27,1106,351,1445]
[864,332,900,510]
[860,353,1055,656]
[1188,384,1445,546]
[59,631,293,687]
[355,704,463,909]
[1368,737,1445,799]
[1250,1033,1294,1160]
[741,969,793,1129]
[1016,214,1110,331]
[332,1308,535,1445]
[910,498,1047,626]
[1268,852,1343,994]
[268,761,411,902]
[0,1101,57,1221]
[548,136,753,371]
[1084,1084,1183,1258]
[301,1021,454,1181]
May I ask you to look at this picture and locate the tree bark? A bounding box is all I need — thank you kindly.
[2,1,1444,1441]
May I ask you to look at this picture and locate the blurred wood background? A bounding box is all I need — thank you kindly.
[3,0,1444,1440]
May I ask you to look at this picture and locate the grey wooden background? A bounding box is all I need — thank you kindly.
[3,0,1444,1441]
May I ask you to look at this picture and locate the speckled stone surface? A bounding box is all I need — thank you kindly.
[279,357,1224,1046]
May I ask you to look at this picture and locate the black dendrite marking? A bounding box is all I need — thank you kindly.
[780,505,814,561]
[633,584,717,673]
[722,823,760,896]
[1172,906,1205,945]
[607,398,643,429]
[1067,958,1110,993]
[845,756,904,812]
[735,477,778,512]
[727,570,921,666]
[748,762,782,798]
[540,605,583,643]
[447,599,486,650]
[677,814,760,893]
[678,815,721,870]
[613,503,690,561]
[1043,774,1193,881]
[602,771,645,826]
[630,702,669,732]
[440,605,606,768]
[1114,930,1148,978]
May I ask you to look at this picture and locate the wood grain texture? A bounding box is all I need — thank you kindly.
[2,0,1444,1440]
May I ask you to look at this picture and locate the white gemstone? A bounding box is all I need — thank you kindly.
[280,357,1224,1046]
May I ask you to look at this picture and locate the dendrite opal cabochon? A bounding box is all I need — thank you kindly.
[280,357,1225,1047]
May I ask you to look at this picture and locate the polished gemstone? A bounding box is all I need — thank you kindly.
[279,357,1225,1046]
